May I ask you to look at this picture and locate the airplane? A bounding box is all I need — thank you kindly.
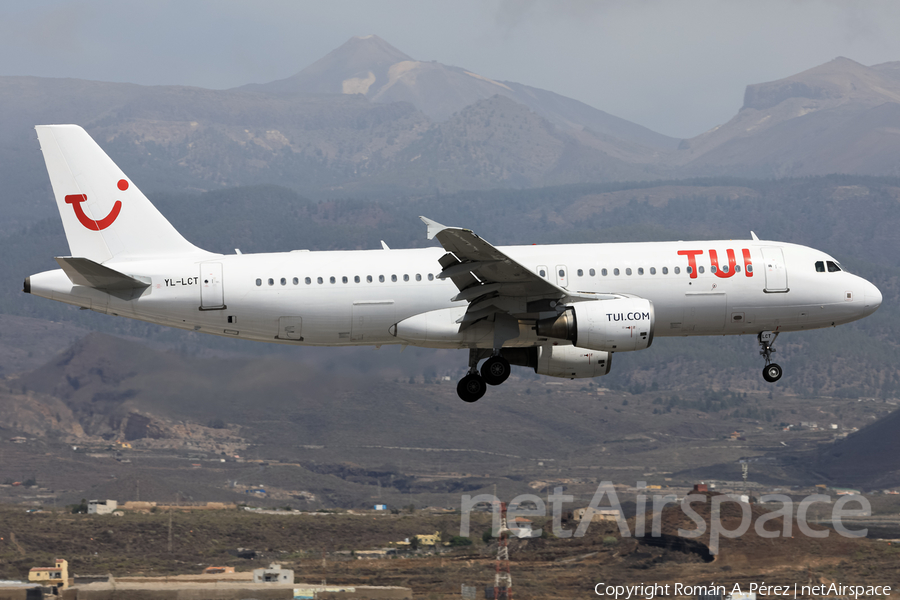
[24,125,882,402]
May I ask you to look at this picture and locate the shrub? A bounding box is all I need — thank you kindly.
[448,536,473,547]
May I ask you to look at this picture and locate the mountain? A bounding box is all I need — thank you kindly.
[676,57,900,177]
[244,35,679,151]
[814,407,900,488]
[0,74,665,227]
[2,40,900,237]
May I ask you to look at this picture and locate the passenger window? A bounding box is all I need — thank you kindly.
[826,261,840,272]
[626,268,632,276]
[650,267,656,275]
[710,265,717,274]
[577,269,583,277]
[305,277,311,284]
[367,275,373,283]
[280,277,286,286]
[328,276,335,284]
[698,266,705,274]
[589,268,595,276]
[614,268,620,276]
[735,265,741,272]
[255,278,262,286]
[428,274,434,281]
[684,267,690,275]
[403,274,409,282]
[268,278,274,286]
[379,275,385,282]
[391,275,398,282]
[293,277,299,285]
[602,268,608,276]
[317,277,323,284]
[721,264,728,273]
[342,276,348,284]
[662,267,668,274]
[637,267,644,275]
[746,265,753,273]
[354,276,360,283]
[416,274,422,281]
[539,269,546,277]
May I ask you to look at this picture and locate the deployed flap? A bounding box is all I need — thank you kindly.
[55,257,150,291]
[419,217,629,334]
[419,216,565,299]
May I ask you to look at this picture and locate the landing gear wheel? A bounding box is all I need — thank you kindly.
[457,373,487,402]
[481,356,511,386]
[762,363,783,383]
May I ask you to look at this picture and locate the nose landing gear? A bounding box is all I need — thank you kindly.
[758,331,783,383]
[456,349,512,402]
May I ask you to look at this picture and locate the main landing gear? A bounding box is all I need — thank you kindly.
[758,331,783,383]
[457,349,512,402]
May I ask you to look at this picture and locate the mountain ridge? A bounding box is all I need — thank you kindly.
[242,35,679,150]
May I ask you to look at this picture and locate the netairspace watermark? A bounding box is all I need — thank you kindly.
[592,582,892,599]
[460,481,872,555]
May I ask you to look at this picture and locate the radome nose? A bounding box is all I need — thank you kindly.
[865,281,882,313]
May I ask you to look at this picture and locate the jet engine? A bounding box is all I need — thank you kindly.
[536,297,655,352]
[499,345,611,379]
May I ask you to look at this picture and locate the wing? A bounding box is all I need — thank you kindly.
[420,217,611,330]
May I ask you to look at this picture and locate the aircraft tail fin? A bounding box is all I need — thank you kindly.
[35,125,205,262]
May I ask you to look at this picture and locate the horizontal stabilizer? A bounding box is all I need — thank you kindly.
[55,257,150,291]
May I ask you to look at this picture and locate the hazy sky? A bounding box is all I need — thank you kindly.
[3,0,900,138]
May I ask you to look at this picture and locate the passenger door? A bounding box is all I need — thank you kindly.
[761,247,788,292]
[199,262,225,310]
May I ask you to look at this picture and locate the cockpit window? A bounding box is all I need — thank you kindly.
[815,261,825,273]
[826,261,841,272]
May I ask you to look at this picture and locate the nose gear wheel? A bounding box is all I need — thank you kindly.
[758,331,783,383]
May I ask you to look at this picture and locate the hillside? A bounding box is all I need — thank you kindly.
[2,327,899,511]
[814,406,900,487]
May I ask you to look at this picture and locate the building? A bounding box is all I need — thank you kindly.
[510,517,534,538]
[413,531,443,546]
[88,499,117,515]
[571,508,623,522]
[390,531,446,547]
[28,558,68,590]
[252,563,293,583]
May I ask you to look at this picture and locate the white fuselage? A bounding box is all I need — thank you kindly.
[27,239,882,349]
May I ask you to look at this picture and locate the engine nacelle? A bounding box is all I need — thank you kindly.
[536,298,655,352]
[536,345,611,379]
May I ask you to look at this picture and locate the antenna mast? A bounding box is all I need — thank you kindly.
[494,502,512,600]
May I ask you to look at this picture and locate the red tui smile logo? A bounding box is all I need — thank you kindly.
[64,179,127,231]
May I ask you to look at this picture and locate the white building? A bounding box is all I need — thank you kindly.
[87,500,117,515]
[253,563,293,583]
